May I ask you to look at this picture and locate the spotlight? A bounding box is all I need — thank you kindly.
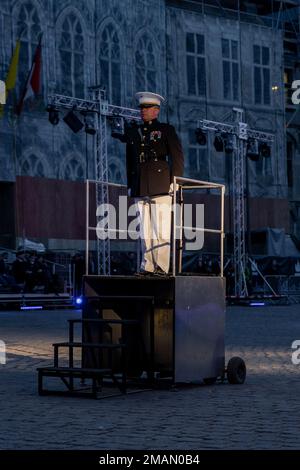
[110,116,126,141]
[213,133,224,152]
[75,296,83,306]
[47,105,59,126]
[63,109,84,133]
[20,305,43,310]
[81,111,96,135]
[110,116,124,134]
[224,135,234,153]
[195,128,207,146]
[259,142,271,158]
[246,138,259,161]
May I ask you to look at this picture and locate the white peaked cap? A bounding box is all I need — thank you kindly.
[135,91,165,107]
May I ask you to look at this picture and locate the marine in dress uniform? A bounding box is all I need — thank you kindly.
[113,92,184,274]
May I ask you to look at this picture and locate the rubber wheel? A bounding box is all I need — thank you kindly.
[227,356,246,384]
[203,377,217,385]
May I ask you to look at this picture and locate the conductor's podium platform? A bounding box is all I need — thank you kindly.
[82,275,226,384]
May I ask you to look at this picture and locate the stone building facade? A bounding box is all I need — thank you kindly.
[0,0,299,251]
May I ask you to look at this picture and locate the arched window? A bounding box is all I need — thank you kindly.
[59,13,84,98]
[99,23,121,104]
[108,157,125,184]
[135,34,156,91]
[61,156,85,181]
[20,154,46,177]
[188,129,209,180]
[17,2,42,89]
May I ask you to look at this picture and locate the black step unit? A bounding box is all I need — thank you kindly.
[36,316,137,398]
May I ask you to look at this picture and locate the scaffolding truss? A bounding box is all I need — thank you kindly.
[198,108,274,297]
[48,89,140,275]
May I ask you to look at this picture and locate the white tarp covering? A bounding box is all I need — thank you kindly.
[266,228,300,257]
[19,238,46,253]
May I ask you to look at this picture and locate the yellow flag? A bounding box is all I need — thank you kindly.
[6,40,20,91]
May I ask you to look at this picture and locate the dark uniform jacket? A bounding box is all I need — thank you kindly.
[113,119,184,197]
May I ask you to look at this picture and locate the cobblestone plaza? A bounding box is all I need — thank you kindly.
[0,304,299,450]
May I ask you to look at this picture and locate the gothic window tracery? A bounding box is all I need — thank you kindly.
[99,23,121,104]
[59,12,85,97]
[17,2,42,89]
[20,153,46,177]
[135,34,156,91]
[61,155,85,181]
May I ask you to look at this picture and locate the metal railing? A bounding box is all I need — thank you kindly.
[0,247,74,295]
[172,176,225,277]
[260,275,300,297]
[85,179,140,275]
[86,177,225,278]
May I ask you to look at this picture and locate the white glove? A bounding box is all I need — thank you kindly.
[169,183,179,194]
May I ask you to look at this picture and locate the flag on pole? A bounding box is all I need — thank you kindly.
[6,40,21,92]
[16,36,42,115]
[0,40,20,117]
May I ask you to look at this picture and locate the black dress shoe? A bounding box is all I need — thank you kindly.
[134,270,154,276]
[153,268,169,277]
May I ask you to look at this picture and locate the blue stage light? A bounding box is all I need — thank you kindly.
[75,297,83,305]
[20,306,43,310]
[250,302,265,307]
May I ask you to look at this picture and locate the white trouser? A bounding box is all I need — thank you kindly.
[136,195,172,273]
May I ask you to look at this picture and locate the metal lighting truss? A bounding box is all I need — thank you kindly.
[48,88,140,275]
[198,108,274,297]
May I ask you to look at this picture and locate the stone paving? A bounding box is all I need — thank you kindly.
[0,304,300,450]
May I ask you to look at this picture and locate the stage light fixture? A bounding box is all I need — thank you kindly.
[110,115,124,134]
[195,128,207,146]
[75,297,83,305]
[47,105,59,126]
[63,108,84,133]
[213,133,224,152]
[110,115,127,141]
[81,111,96,135]
[224,135,234,153]
[246,138,260,161]
[259,142,271,158]
[20,305,43,310]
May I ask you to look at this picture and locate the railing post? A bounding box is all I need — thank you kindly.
[85,179,90,276]
[172,176,177,276]
[220,185,225,278]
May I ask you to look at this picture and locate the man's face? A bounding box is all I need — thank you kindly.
[140,105,160,122]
